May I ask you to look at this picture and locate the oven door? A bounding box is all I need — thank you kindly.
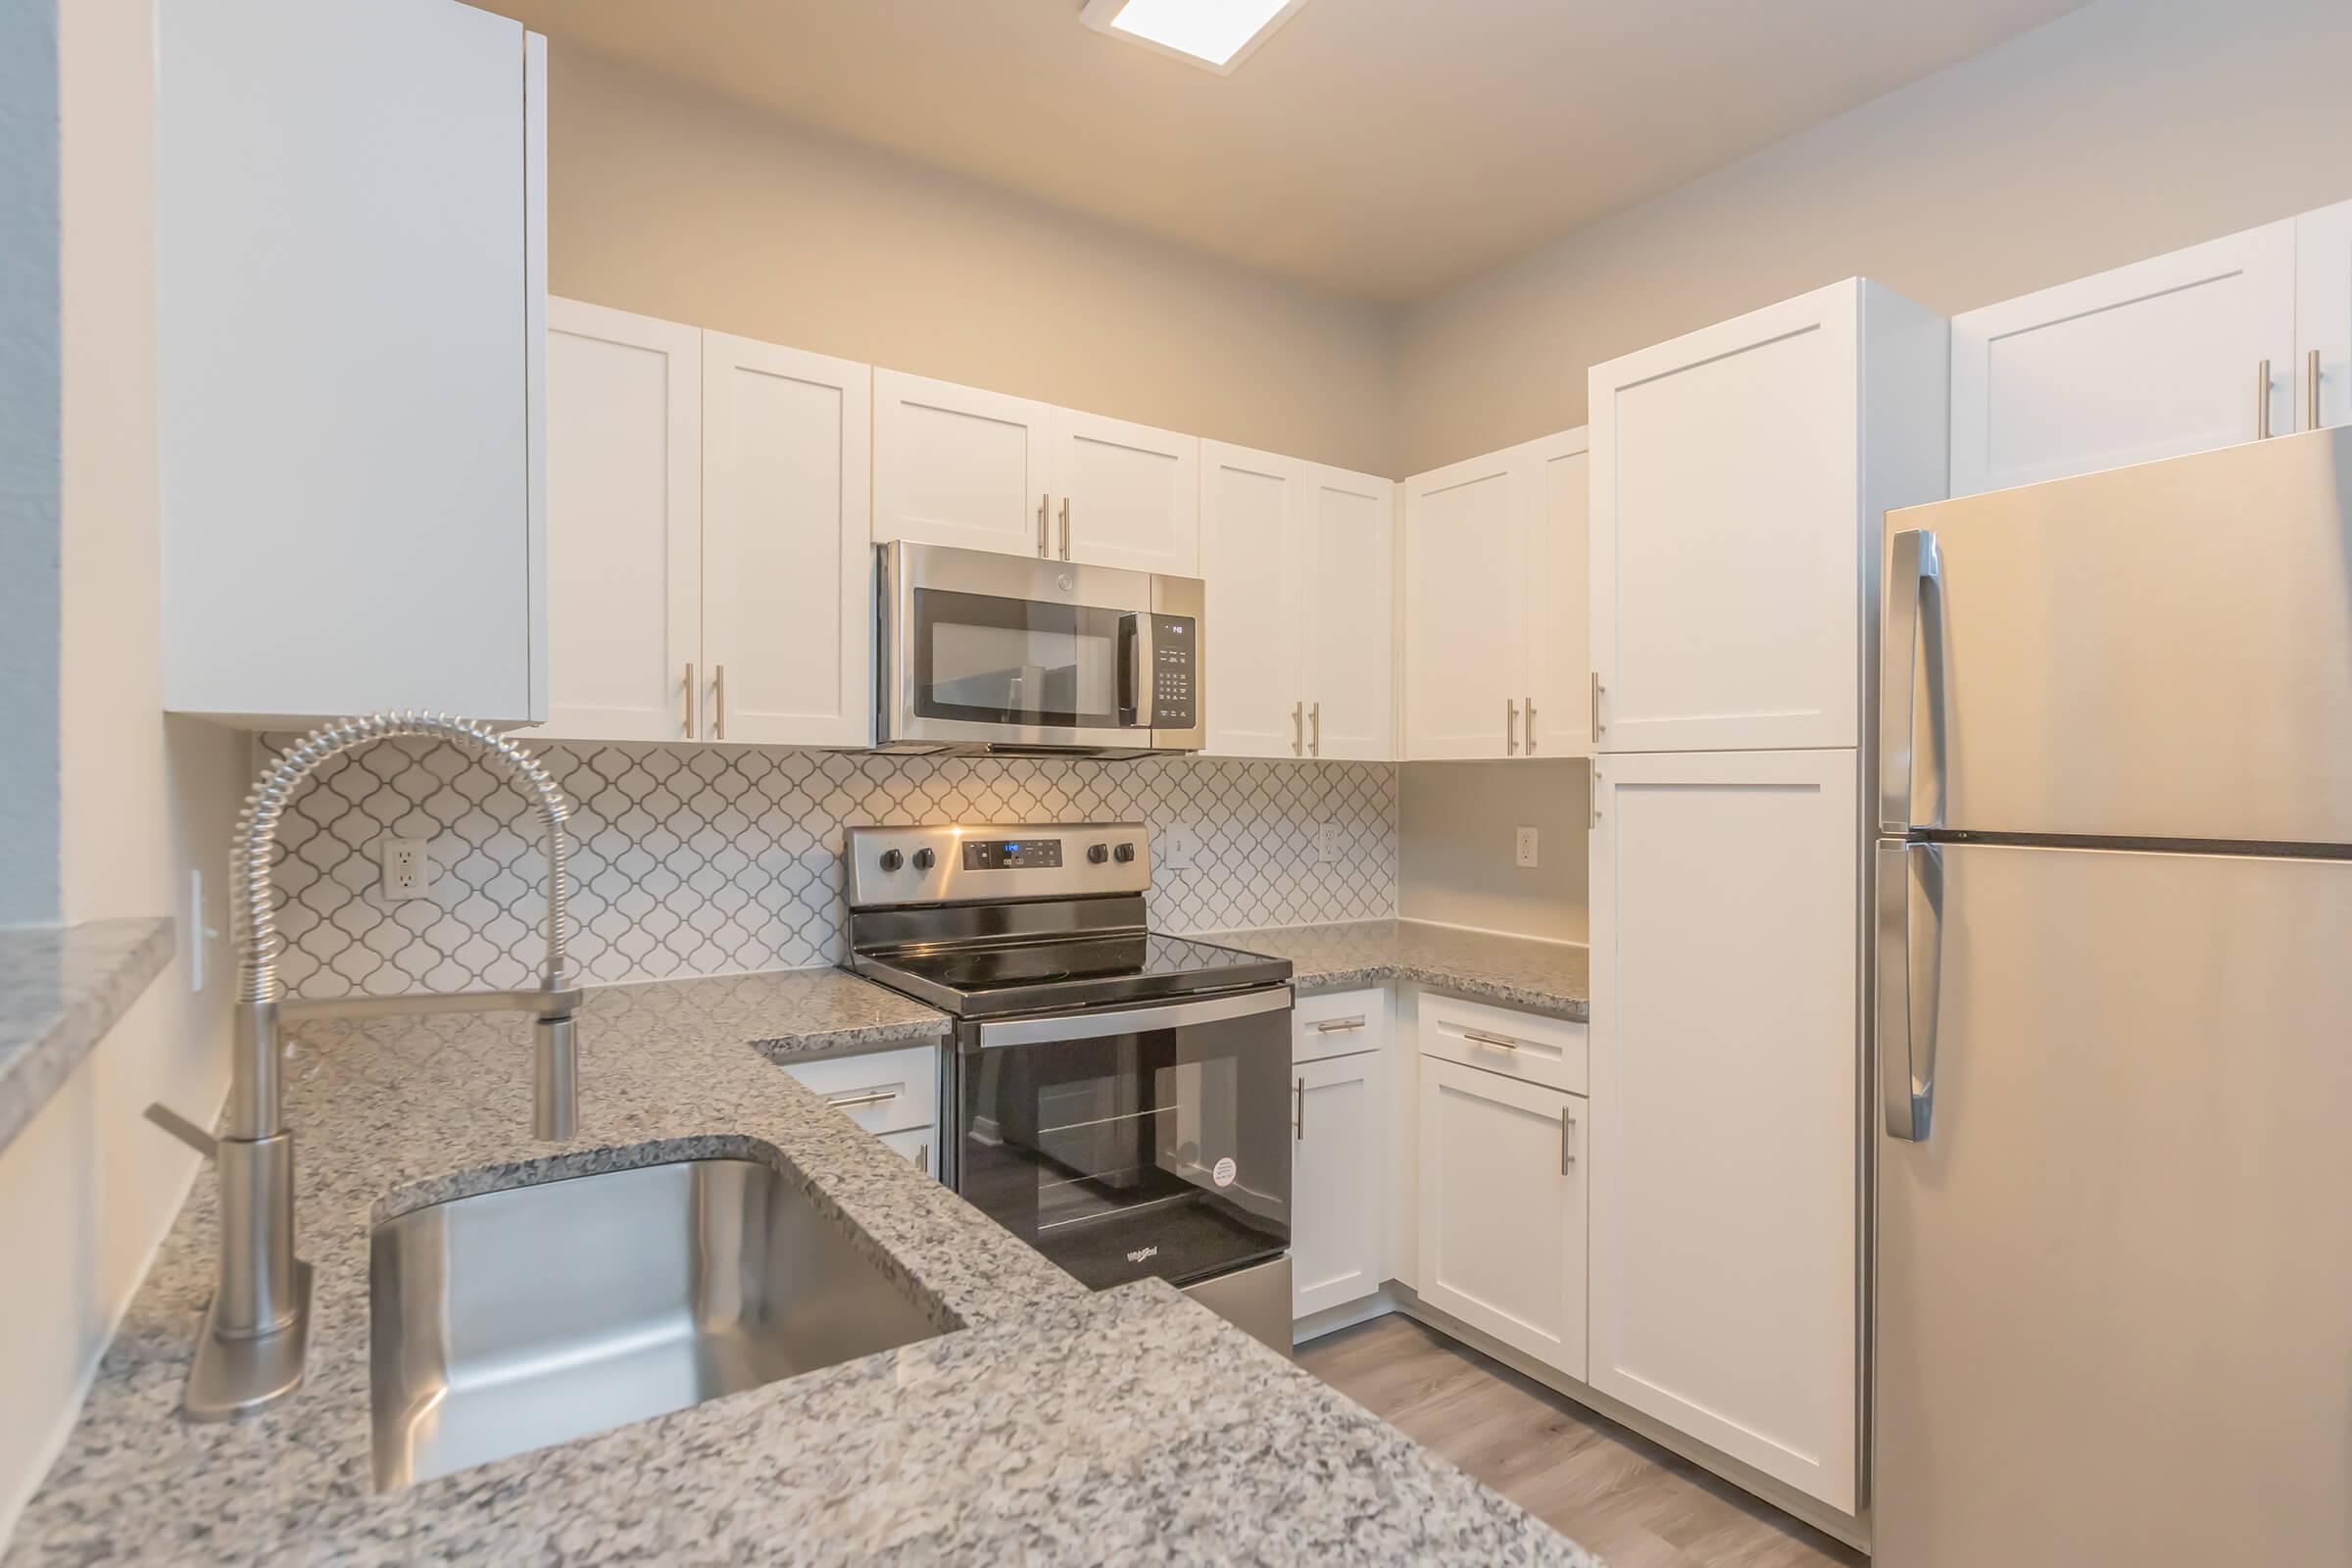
[955,987,1292,1292]
[880,542,1154,750]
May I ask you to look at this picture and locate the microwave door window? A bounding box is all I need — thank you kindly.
[913,590,1123,728]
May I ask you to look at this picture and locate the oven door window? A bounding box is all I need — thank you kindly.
[958,1003,1290,1291]
[911,588,1132,729]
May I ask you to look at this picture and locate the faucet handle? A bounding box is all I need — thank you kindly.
[145,1102,220,1161]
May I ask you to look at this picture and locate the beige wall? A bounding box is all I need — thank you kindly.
[0,0,244,1534]
[1394,0,2352,473]
[1398,760,1590,945]
[547,44,1397,478]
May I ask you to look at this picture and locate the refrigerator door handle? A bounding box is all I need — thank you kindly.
[1878,840,1943,1142]
[1879,528,1943,834]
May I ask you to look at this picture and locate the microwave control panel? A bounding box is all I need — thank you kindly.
[1151,615,1197,729]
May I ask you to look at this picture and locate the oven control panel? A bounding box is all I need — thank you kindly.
[960,838,1063,871]
[1150,615,1197,729]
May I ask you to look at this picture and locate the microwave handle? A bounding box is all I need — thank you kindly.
[1120,612,1148,728]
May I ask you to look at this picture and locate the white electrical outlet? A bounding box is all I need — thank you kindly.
[1161,825,1199,871]
[1515,825,1540,868]
[380,837,432,901]
[1316,821,1341,864]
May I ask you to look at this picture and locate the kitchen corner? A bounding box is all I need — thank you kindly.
[4,968,1592,1565]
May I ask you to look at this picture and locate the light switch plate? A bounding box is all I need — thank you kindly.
[1515,825,1540,868]
[1161,825,1199,871]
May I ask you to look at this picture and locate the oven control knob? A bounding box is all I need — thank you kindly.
[1087,843,1109,864]
[879,849,904,873]
[1112,842,1136,863]
[910,848,936,871]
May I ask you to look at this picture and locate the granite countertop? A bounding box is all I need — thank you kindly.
[0,916,175,1154]
[9,966,1596,1567]
[1204,918,1590,1022]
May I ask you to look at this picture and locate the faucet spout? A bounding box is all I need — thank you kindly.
[185,710,576,1422]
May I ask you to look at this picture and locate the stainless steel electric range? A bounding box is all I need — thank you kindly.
[842,820,1296,1354]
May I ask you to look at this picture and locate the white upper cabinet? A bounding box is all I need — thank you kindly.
[1587,747,1858,1510]
[1950,221,2297,496]
[1050,411,1200,574]
[2297,200,2352,432]
[1299,465,1394,760]
[1591,279,1946,754]
[540,302,701,744]
[872,370,1055,559]
[160,0,547,723]
[699,334,873,749]
[1200,443,1391,760]
[1403,448,1526,759]
[874,371,1200,573]
[1403,429,1592,760]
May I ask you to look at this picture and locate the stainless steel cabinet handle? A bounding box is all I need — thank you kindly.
[1292,701,1303,757]
[1313,1016,1366,1033]
[916,1141,930,1171]
[825,1088,900,1110]
[1877,841,1943,1142]
[2311,348,2325,432]
[1309,701,1321,757]
[683,661,697,740]
[1878,529,1943,834]
[1461,1029,1519,1051]
[1525,695,1537,754]
[2257,359,2274,440]
[1505,699,1519,756]
[1294,1076,1305,1140]
[713,663,727,742]
[1038,493,1051,558]
[1589,672,1603,742]
[1560,1105,1576,1173]
[1058,497,1071,561]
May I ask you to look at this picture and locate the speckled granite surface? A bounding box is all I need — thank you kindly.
[1205,919,1590,1022]
[0,916,174,1154]
[8,965,1597,1567]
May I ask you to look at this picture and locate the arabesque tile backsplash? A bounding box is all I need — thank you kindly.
[264,739,1398,999]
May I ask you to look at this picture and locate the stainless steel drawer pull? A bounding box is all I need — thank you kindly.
[1309,701,1321,757]
[824,1088,901,1110]
[1058,497,1071,562]
[1590,672,1604,741]
[1560,1105,1576,1173]
[1505,699,1520,755]
[2258,359,2274,440]
[1461,1029,1520,1051]
[683,662,696,740]
[713,663,727,741]
[1292,701,1303,757]
[2312,348,2325,433]
[1038,492,1051,557]
[1314,1016,1367,1033]
[1526,695,1537,755]
[1294,1076,1305,1140]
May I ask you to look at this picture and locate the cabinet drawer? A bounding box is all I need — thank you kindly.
[1419,993,1587,1094]
[1294,986,1390,1064]
[874,1124,939,1179]
[780,1043,940,1135]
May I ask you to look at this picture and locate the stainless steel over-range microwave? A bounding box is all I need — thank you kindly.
[874,541,1205,757]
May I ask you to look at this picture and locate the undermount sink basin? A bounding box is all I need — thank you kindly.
[369,1156,946,1490]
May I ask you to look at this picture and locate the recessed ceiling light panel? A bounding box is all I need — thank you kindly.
[1079,0,1313,74]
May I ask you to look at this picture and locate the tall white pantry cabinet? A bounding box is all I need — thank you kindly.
[1586,278,1947,1515]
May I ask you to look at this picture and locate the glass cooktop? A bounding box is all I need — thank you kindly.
[853,932,1291,1017]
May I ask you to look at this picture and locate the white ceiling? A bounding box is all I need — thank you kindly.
[476,0,2088,302]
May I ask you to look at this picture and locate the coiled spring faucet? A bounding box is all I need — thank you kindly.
[183,711,580,1421]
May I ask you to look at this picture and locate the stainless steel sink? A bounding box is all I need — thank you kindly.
[369,1157,945,1490]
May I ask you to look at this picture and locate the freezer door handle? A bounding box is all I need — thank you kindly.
[1878,840,1943,1142]
[1879,528,1943,834]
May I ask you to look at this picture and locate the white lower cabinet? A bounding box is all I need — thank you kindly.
[1415,1054,1587,1379]
[874,1124,940,1180]
[1291,1050,1390,1317]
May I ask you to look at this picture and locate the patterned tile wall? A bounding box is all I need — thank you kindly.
[263,739,1398,999]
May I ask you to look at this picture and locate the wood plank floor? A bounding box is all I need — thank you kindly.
[1298,1315,1865,1568]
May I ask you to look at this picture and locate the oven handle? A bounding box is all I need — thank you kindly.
[972,986,1294,1050]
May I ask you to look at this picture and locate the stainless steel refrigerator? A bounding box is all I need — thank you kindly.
[1871,427,2352,1566]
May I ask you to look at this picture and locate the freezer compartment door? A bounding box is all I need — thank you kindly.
[1879,425,2352,845]
[1874,842,2352,1567]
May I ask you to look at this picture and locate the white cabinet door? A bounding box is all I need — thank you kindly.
[1951,221,2297,496]
[1404,450,1523,760]
[1591,281,1869,755]
[872,369,1053,558]
[1300,465,1394,760]
[701,333,872,748]
[1416,1056,1586,1377]
[160,1,546,722]
[1588,747,1859,1511]
[2298,200,2352,432]
[1200,442,1302,759]
[1525,429,1591,759]
[1292,1049,1390,1318]
[1051,410,1200,574]
[539,300,701,743]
